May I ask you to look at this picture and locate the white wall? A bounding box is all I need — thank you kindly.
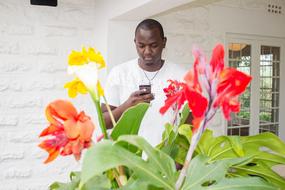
[0,1,101,189]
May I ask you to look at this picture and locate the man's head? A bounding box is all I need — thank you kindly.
[134,19,167,68]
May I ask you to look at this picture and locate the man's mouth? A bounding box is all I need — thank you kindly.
[144,57,153,61]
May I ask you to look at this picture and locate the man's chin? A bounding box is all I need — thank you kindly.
[144,61,154,66]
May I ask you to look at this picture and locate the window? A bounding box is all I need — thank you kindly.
[259,46,280,134]
[227,43,251,136]
[226,34,284,137]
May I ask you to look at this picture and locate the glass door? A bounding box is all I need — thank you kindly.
[226,34,284,139]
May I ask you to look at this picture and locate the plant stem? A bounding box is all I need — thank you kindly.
[175,121,204,190]
[103,95,116,127]
[89,91,108,139]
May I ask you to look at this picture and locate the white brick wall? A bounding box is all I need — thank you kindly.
[0,1,103,189]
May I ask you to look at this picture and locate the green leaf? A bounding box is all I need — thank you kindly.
[110,103,149,140]
[233,161,285,188]
[226,136,244,157]
[82,174,110,190]
[181,155,277,190]
[178,124,192,143]
[49,172,110,190]
[179,103,190,125]
[117,135,176,180]
[80,136,177,190]
[197,130,285,188]
[50,172,80,190]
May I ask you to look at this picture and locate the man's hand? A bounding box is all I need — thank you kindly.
[101,89,154,129]
[123,89,154,108]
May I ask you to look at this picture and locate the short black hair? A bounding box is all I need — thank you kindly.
[135,19,164,39]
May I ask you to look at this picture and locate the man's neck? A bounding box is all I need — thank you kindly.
[138,59,164,72]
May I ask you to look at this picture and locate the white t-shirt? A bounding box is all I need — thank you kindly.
[105,58,185,146]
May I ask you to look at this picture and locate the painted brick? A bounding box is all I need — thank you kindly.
[2,24,34,36]
[9,133,38,144]
[0,116,19,127]
[27,44,58,56]
[4,168,32,179]
[0,61,30,73]
[0,151,25,163]
[43,25,77,37]
[0,40,20,54]
[38,61,66,73]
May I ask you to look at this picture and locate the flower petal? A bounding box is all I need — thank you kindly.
[46,100,78,125]
[64,78,88,98]
[87,47,106,69]
[218,68,252,96]
[185,88,208,118]
[39,124,62,137]
[210,44,224,76]
[63,119,80,139]
[68,63,98,91]
[68,50,87,66]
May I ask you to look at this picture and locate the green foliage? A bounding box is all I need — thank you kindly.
[49,103,284,190]
[80,136,177,190]
[197,130,285,189]
[50,171,110,190]
[182,155,277,190]
[79,135,276,190]
[111,103,149,140]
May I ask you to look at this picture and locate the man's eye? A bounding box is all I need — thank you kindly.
[151,44,158,48]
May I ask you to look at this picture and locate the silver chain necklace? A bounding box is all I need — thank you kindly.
[142,69,161,85]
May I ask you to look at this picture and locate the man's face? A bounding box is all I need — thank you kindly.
[134,28,166,66]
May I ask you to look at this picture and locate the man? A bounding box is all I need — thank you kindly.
[102,19,185,146]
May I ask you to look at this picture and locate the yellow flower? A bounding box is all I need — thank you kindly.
[97,81,104,96]
[84,47,106,69]
[68,50,87,66]
[64,78,88,98]
[67,47,106,100]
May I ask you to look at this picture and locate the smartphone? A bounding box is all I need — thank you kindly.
[139,84,151,95]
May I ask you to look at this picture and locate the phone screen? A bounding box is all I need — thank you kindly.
[139,84,151,95]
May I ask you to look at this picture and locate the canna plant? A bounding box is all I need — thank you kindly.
[38,45,285,190]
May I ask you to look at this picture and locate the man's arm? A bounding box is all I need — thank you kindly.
[101,90,154,129]
[101,103,127,129]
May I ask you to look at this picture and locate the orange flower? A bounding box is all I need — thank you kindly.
[39,100,95,163]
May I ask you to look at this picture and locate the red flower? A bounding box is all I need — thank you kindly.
[39,100,95,163]
[214,68,252,119]
[160,44,251,134]
[160,80,187,114]
[160,80,208,118]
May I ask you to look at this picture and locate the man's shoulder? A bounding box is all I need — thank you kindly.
[164,60,186,72]
[111,58,138,73]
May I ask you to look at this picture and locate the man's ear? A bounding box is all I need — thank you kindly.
[134,38,136,44]
[163,37,167,48]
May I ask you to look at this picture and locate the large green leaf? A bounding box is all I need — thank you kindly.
[179,103,190,126]
[50,171,110,190]
[157,124,191,165]
[110,103,149,140]
[182,155,277,190]
[117,135,176,180]
[197,130,285,188]
[80,135,177,190]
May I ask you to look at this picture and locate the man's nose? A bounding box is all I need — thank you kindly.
[144,46,152,55]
